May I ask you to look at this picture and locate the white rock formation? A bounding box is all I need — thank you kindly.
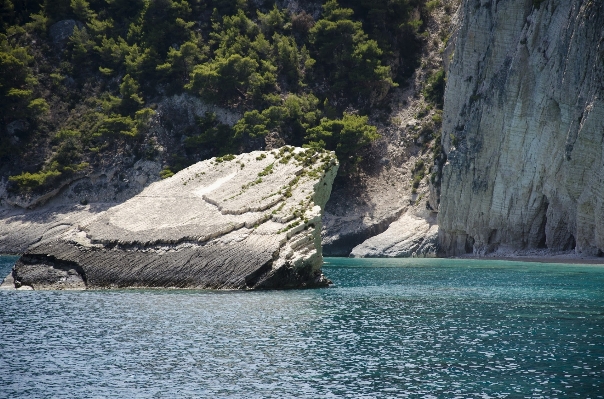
[438,0,604,256]
[3,147,338,290]
[350,211,438,258]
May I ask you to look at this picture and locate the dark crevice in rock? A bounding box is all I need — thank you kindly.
[488,229,498,245]
[563,234,576,252]
[537,232,547,249]
[465,235,475,254]
[323,209,404,257]
[245,259,273,288]
[536,197,549,249]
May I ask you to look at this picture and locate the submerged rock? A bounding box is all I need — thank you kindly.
[4,147,338,290]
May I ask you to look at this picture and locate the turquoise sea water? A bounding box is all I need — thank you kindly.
[0,256,603,398]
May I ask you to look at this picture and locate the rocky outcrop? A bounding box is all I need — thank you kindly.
[3,147,338,290]
[438,0,604,256]
[349,211,438,258]
[321,185,407,257]
[321,112,438,258]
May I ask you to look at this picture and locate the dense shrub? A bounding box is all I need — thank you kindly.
[309,0,397,104]
[305,113,379,165]
[423,69,446,108]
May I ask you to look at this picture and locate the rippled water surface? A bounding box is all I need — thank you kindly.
[1,256,603,398]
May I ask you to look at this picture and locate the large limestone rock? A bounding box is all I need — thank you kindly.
[438,0,604,256]
[4,147,338,290]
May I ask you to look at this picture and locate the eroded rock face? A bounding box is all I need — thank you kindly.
[439,0,604,256]
[6,147,338,290]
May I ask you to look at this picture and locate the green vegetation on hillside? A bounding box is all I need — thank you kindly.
[1,0,429,193]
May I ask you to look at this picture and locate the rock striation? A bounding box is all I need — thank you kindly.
[0,204,111,254]
[438,0,604,256]
[4,147,338,290]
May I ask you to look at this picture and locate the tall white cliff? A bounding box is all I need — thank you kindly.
[439,0,604,256]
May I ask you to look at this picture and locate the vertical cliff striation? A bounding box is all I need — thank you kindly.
[439,0,604,256]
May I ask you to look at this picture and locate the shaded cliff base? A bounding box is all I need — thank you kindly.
[454,249,604,265]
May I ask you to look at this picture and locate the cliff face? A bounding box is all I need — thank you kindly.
[2,147,338,290]
[438,0,604,256]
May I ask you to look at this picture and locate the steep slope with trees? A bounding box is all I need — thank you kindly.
[1,0,455,257]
